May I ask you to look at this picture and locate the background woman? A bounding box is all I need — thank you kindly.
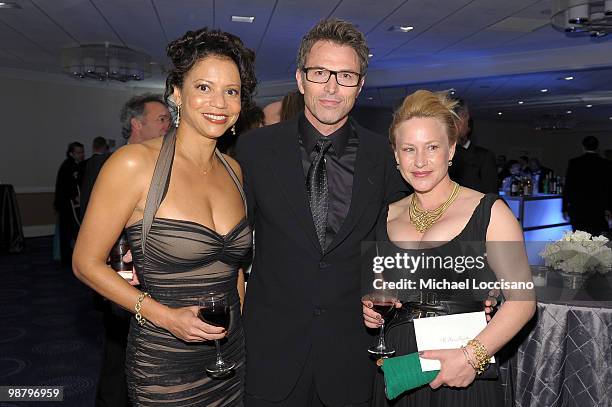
[364,90,535,406]
[73,28,256,406]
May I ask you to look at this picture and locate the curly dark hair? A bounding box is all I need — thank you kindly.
[164,28,257,113]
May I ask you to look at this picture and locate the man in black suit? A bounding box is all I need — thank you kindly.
[79,136,110,221]
[236,19,408,407]
[54,141,85,266]
[80,94,170,407]
[563,136,612,235]
[449,101,498,193]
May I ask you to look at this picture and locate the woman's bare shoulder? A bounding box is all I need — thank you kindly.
[103,138,161,173]
[388,194,411,221]
[457,186,485,206]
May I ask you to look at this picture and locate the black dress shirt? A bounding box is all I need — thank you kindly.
[298,113,359,248]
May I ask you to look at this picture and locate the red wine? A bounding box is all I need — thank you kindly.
[372,301,395,318]
[198,306,230,329]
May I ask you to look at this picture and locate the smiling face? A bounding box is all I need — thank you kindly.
[394,117,456,193]
[173,55,241,139]
[296,40,363,135]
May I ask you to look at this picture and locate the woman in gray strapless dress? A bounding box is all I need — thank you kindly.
[73,27,257,406]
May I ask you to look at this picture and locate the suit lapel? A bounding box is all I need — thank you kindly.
[269,118,321,251]
[326,124,380,254]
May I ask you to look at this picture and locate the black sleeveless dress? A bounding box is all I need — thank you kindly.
[371,193,504,407]
[124,132,251,406]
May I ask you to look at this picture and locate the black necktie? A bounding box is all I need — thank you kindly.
[307,137,333,249]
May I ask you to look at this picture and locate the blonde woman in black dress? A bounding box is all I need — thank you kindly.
[364,90,536,406]
[73,28,256,406]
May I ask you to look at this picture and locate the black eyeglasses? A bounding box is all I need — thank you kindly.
[301,67,362,87]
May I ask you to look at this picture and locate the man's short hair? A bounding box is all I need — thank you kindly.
[92,136,108,151]
[66,141,84,158]
[582,135,599,151]
[120,94,165,139]
[296,18,369,75]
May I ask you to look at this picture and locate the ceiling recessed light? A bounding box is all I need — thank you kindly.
[564,76,574,80]
[540,89,549,93]
[609,116,612,120]
[388,25,414,32]
[368,53,374,58]
[586,104,593,108]
[0,2,21,8]
[231,15,255,23]
[566,110,572,114]
[518,101,524,104]
[497,112,503,116]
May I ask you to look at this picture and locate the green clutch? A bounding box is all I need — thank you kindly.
[380,352,439,399]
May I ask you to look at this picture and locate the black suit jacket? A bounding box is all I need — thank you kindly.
[80,152,111,221]
[563,152,612,234]
[235,115,407,404]
[449,142,497,193]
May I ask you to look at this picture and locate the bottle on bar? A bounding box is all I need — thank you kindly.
[523,176,532,196]
[511,176,520,196]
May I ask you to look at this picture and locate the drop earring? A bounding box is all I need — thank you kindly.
[175,105,181,128]
[231,125,236,136]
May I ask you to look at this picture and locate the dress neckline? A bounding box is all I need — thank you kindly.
[386,193,490,248]
[126,216,248,239]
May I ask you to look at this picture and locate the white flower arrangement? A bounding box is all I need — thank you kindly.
[539,230,612,274]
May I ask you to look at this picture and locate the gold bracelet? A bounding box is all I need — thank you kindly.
[466,339,491,375]
[461,346,478,371]
[134,292,151,326]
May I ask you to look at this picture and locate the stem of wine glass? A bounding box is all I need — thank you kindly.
[377,321,386,350]
[214,339,224,366]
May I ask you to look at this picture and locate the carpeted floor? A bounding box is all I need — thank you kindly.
[0,237,102,406]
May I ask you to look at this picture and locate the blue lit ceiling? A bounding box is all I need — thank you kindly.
[0,0,611,124]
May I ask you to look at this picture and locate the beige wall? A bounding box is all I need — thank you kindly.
[0,73,163,236]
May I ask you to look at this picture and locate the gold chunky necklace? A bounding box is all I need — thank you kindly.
[409,181,461,233]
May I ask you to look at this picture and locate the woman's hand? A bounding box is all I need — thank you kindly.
[419,349,476,389]
[362,299,402,328]
[162,306,226,342]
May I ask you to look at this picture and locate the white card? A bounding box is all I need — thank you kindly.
[412,311,495,371]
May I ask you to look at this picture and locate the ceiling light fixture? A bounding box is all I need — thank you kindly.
[551,0,612,37]
[564,76,574,80]
[368,53,374,58]
[498,112,503,116]
[388,25,415,32]
[540,89,549,92]
[566,110,573,113]
[231,15,255,23]
[518,101,525,104]
[61,43,151,82]
[586,104,593,107]
[0,2,21,8]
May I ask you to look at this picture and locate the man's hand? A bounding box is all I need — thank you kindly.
[123,250,139,286]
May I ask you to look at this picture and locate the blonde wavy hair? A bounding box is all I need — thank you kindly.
[389,90,461,148]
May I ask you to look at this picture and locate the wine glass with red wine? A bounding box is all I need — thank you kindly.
[198,293,235,376]
[363,290,398,357]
